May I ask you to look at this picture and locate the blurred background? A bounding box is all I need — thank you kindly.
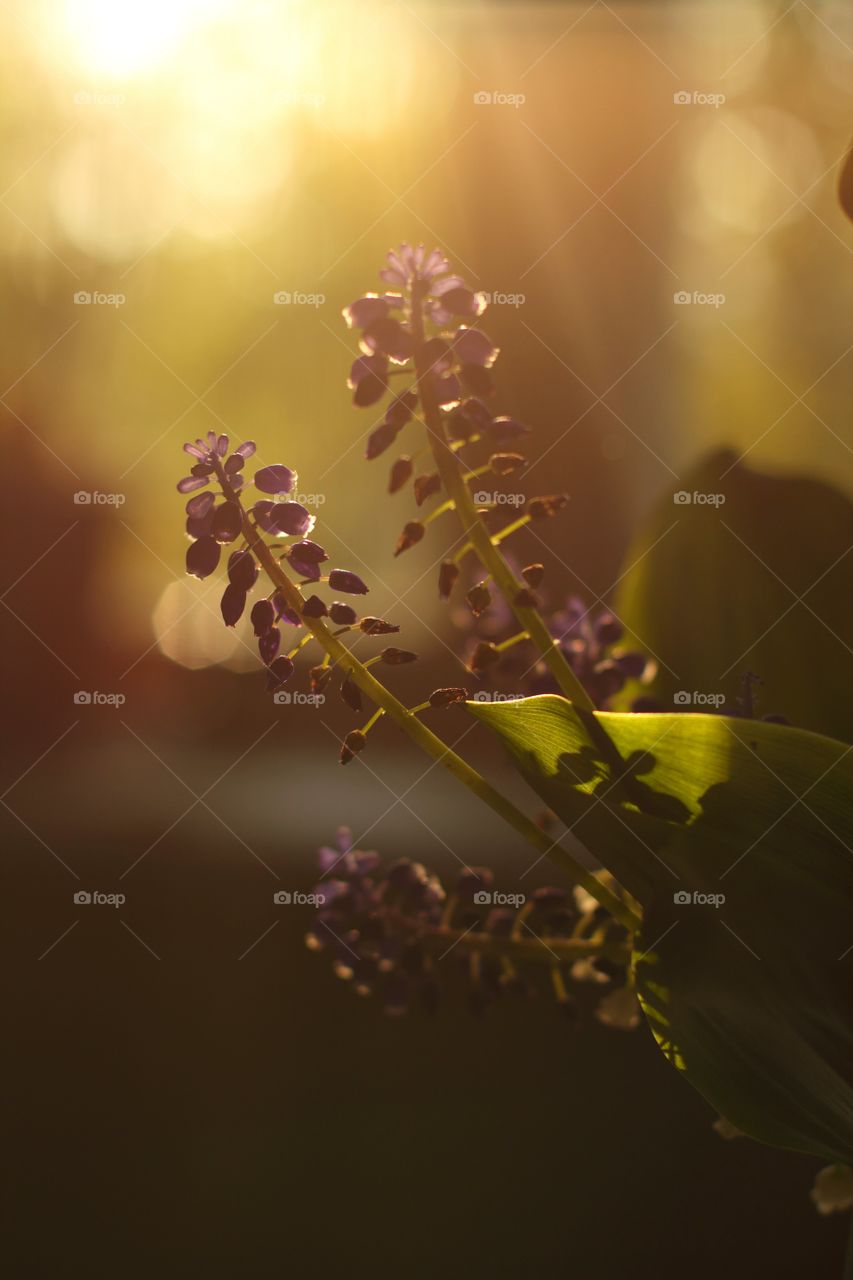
[1,0,852,1274]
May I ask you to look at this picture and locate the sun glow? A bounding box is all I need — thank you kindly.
[62,0,233,77]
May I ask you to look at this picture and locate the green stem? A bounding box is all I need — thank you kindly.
[214,462,639,932]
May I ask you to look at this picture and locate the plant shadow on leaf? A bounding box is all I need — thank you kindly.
[470,694,853,1166]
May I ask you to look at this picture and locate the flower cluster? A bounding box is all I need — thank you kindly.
[178,431,412,754]
[305,828,638,1024]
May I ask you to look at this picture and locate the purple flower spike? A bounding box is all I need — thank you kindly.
[177,475,209,494]
[258,627,281,665]
[227,549,258,592]
[212,501,242,544]
[251,598,276,636]
[220,582,247,627]
[185,491,215,519]
[254,465,296,495]
[328,570,369,595]
[269,502,315,537]
[186,535,221,580]
[235,441,256,459]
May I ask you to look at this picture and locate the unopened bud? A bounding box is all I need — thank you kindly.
[301,594,328,618]
[470,641,500,673]
[340,671,363,712]
[438,560,459,599]
[528,494,569,520]
[428,687,468,708]
[489,452,525,476]
[380,647,418,665]
[522,563,544,588]
[466,583,491,617]
[359,617,400,635]
[394,521,424,557]
[340,730,366,765]
[389,456,413,494]
[329,602,358,626]
[413,473,442,506]
[309,664,333,694]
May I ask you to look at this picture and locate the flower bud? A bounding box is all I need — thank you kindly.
[438,560,459,599]
[469,641,500,673]
[394,521,424,557]
[528,494,569,520]
[428,687,468,708]
[389,456,413,494]
[329,602,358,626]
[359,617,400,635]
[413,473,441,506]
[301,595,328,619]
[328,570,369,595]
[309,665,333,694]
[258,627,281,665]
[522,563,544,588]
[466,583,491,617]
[489,452,525,476]
[340,671,363,712]
[254,465,296,495]
[212,501,242,543]
[227,549,257,591]
[340,730,366,765]
[220,583,247,627]
[366,422,399,461]
[250,598,276,635]
[186,535,221,579]
[266,655,294,689]
[380,647,418,665]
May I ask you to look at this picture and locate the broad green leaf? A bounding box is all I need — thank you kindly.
[614,450,853,741]
[470,694,853,1165]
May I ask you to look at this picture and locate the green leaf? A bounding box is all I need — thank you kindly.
[470,694,853,1164]
[614,449,853,741]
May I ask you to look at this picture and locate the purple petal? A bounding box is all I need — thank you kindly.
[288,539,327,564]
[258,627,281,665]
[343,294,389,330]
[329,602,357,625]
[227,549,258,591]
[269,502,315,537]
[186,509,215,539]
[266,655,294,688]
[435,373,462,408]
[216,434,229,456]
[254,465,296,495]
[224,454,244,475]
[183,442,206,459]
[452,327,499,367]
[186,535,221,580]
[328,570,368,596]
[235,441,256,458]
[177,475,208,494]
[212,501,242,543]
[251,599,276,635]
[220,583,247,627]
[253,500,276,531]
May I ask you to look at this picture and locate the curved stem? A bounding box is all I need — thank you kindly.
[215,462,640,932]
